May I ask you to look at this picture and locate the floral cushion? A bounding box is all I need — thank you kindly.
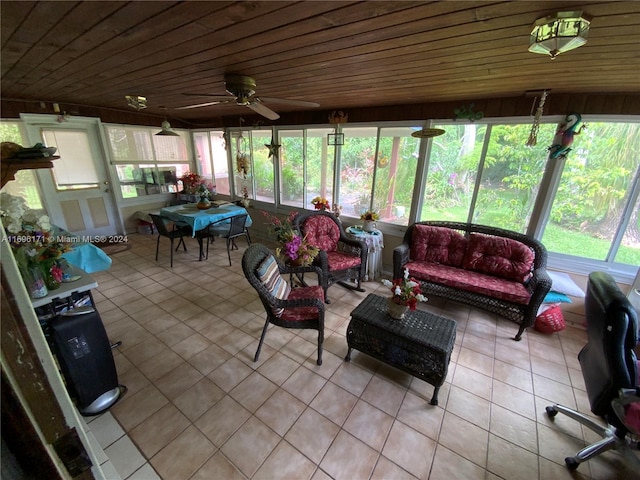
[405,261,532,304]
[462,233,534,283]
[256,255,291,317]
[410,225,467,267]
[280,286,324,322]
[303,215,340,252]
[326,251,361,271]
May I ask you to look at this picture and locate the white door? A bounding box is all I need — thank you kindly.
[21,114,122,236]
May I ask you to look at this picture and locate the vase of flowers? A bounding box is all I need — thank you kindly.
[262,211,319,266]
[311,196,330,211]
[180,172,215,197]
[196,184,211,210]
[1,193,72,296]
[381,269,427,319]
[360,211,379,232]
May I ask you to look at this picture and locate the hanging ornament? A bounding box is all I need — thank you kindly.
[526,90,548,146]
[265,137,281,159]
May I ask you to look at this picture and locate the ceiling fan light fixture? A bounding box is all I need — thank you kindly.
[528,11,592,59]
[156,119,180,136]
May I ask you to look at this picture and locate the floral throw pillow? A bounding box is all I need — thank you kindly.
[256,255,291,317]
[410,225,467,267]
[303,215,340,252]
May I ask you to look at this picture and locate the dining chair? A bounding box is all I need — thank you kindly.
[242,244,325,365]
[206,213,251,265]
[149,214,190,268]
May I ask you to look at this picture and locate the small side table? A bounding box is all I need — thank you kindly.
[345,226,384,281]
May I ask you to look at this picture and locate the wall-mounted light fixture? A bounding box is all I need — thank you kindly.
[528,11,592,60]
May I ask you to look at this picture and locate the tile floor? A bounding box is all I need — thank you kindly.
[82,232,635,480]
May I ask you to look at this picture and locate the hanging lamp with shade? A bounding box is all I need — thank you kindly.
[528,11,592,60]
[156,119,180,136]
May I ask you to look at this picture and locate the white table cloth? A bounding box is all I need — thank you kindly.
[345,226,384,281]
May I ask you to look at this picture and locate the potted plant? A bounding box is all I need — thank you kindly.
[360,210,379,232]
[381,269,427,319]
[262,211,319,266]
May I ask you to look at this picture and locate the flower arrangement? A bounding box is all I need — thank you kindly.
[311,196,330,210]
[180,172,214,195]
[1,193,72,293]
[360,210,379,221]
[382,269,427,310]
[262,211,319,266]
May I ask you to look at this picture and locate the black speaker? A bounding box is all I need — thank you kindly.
[48,306,123,415]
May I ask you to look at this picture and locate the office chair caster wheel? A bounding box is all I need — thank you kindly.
[546,406,558,418]
[564,457,579,470]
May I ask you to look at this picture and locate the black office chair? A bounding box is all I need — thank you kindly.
[206,214,251,265]
[149,214,190,268]
[546,271,639,471]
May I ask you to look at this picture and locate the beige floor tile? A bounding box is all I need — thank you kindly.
[253,440,317,480]
[208,357,253,392]
[285,408,340,464]
[429,445,486,480]
[171,332,212,360]
[370,456,417,479]
[111,384,169,431]
[531,355,571,385]
[491,379,536,420]
[486,433,539,480]
[103,435,146,480]
[457,347,494,377]
[150,425,215,480]
[128,403,190,458]
[137,349,185,381]
[329,361,374,396]
[194,395,251,447]
[154,362,204,400]
[188,343,232,376]
[310,382,358,426]
[257,351,302,385]
[220,416,280,478]
[190,451,245,480]
[490,404,538,454]
[396,390,445,440]
[320,430,379,480]
[89,412,125,449]
[282,366,327,404]
[229,371,278,412]
[381,421,436,478]
[343,400,394,451]
[361,375,407,417]
[452,363,493,400]
[492,359,533,393]
[127,463,162,480]
[173,377,225,421]
[447,384,492,430]
[255,388,306,436]
[438,411,489,467]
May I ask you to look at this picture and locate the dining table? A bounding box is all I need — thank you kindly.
[158,203,252,260]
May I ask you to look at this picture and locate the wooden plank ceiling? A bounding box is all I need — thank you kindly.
[1,1,639,125]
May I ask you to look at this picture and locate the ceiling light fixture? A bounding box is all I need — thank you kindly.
[125,95,147,110]
[529,11,592,60]
[156,119,180,137]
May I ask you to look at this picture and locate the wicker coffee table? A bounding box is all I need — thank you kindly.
[345,294,456,405]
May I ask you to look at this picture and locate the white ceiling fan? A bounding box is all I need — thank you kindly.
[176,74,319,120]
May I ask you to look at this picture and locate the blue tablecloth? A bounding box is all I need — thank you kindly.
[62,243,112,273]
[159,204,252,236]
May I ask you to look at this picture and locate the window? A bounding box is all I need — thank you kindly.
[104,125,190,199]
[338,127,376,217]
[279,128,334,209]
[542,121,640,265]
[193,130,230,195]
[0,120,43,208]
[42,129,99,189]
[229,130,275,203]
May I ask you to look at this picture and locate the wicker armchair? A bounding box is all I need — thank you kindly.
[242,244,326,365]
[293,210,367,303]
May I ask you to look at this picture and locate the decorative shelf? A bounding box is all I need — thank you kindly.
[1,156,59,188]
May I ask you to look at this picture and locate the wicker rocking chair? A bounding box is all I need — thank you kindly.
[242,244,326,365]
[293,210,367,303]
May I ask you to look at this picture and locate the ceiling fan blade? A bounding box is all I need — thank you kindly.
[174,101,229,110]
[247,101,280,120]
[182,93,230,100]
[258,97,320,108]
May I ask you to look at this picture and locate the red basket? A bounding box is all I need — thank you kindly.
[535,305,566,333]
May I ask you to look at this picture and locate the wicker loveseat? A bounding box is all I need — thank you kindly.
[394,221,552,340]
